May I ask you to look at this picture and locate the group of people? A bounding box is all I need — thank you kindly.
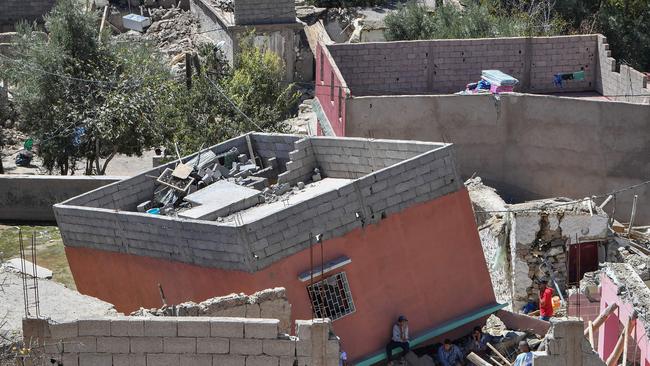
[385,318,535,366]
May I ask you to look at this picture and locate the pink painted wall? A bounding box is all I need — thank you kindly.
[65,189,496,362]
[599,275,650,365]
[315,43,346,136]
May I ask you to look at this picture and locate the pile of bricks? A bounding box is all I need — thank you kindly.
[25,317,339,366]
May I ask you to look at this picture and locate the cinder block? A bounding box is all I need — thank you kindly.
[181,354,212,366]
[144,318,177,336]
[279,357,296,366]
[130,337,163,353]
[147,353,180,366]
[197,337,230,354]
[50,322,78,339]
[79,353,112,366]
[295,340,311,356]
[211,318,245,338]
[112,354,146,366]
[246,355,280,366]
[64,337,97,353]
[78,319,111,336]
[262,339,295,357]
[231,338,263,355]
[178,318,211,337]
[96,336,130,353]
[61,353,79,366]
[163,337,196,353]
[213,355,246,366]
[245,319,279,339]
[111,319,144,337]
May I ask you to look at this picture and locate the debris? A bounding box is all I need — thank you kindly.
[2,258,52,279]
[312,167,321,182]
[171,163,192,179]
[122,13,152,32]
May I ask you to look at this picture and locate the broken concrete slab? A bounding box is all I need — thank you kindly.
[3,258,52,279]
[179,180,262,220]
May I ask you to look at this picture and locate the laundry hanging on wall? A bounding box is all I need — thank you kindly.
[553,71,585,87]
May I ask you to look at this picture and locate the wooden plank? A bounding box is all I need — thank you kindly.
[585,303,619,336]
[588,321,594,348]
[467,352,494,366]
[98,5,109,41]
[487,343,512,366]
[627,195,638,237]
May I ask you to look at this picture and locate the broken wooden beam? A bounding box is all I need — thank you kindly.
[487,343,512,366]
[588,320,594,348]
[627,194,638,237]
[585,302,618,336]
[467,352,494,366]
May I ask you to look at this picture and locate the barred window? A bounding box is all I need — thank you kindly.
[307,272,355,321]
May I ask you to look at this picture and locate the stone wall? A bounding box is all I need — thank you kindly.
[0,0,56,32]
[55,134,462,272]
[596,35,650,104]
[325,35,598,96]
[132,288,292,334]
[23,317,339,366]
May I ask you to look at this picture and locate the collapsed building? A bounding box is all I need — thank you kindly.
[314,34,650,225]
[53,133,504,362]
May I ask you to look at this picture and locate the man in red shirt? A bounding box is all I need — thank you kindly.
[539,279,554,321]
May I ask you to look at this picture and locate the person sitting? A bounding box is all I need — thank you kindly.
[386,315,410,365]
[466,326,491,357]
[437,339,464,366]
[513,340,533,366]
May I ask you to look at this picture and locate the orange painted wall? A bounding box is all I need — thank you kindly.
[65,188,495,361]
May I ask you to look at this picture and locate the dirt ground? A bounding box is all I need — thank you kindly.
[0,224,75,289]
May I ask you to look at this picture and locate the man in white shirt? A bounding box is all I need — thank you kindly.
[386,315,410,365]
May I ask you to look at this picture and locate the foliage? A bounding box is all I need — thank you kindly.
[384,1,565,41]
[157,37,300,155]
[0,0,172,175]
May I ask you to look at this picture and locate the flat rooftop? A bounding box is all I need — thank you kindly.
[54,133,462,272]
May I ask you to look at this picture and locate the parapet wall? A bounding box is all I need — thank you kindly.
[55,134,462,272]
[326,35,598,96]
[0,175,123,222]
[345,93,650,223]
[23,317,339,366]
[596,35,650,104]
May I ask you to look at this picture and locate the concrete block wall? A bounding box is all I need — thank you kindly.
[25,317,339,366]
[55,134,462,273]
[233,0,296,25]
[0,0,56,32]
[246,142,462,270]
[533,319,605,366]
[325,35,599,96]
[251,133,301,171]
[596,35,650,104]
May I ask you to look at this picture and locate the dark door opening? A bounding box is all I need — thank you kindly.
[568,241,599,284]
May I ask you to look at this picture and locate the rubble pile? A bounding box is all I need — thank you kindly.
[131,287,292,332]
[145,7,199,57]
[206,0,233,12]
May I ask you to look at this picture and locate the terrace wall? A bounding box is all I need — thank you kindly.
[326,35,599,96]
[344,93,650,223]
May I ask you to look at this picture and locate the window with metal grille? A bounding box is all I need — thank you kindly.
[307,272,355,321]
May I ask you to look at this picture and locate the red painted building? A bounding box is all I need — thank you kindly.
[55,133,498,363]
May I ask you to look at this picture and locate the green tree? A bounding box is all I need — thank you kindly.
[158,37,300,154]
[0,0,172,175]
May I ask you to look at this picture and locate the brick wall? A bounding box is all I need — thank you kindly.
[315,43,348,136]
[24,317,339,366]
[0,0,56,32]
[596,35,650,104]
[55,134,462,272]
[323,35,599,96]
[233,0,296,25]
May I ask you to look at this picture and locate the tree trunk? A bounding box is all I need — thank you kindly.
[94,139,101,174]
[99,148,117,175]
[0,157,4,174]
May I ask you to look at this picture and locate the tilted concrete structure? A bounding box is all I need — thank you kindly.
[55,133,499,362]
[314,35,650,224]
